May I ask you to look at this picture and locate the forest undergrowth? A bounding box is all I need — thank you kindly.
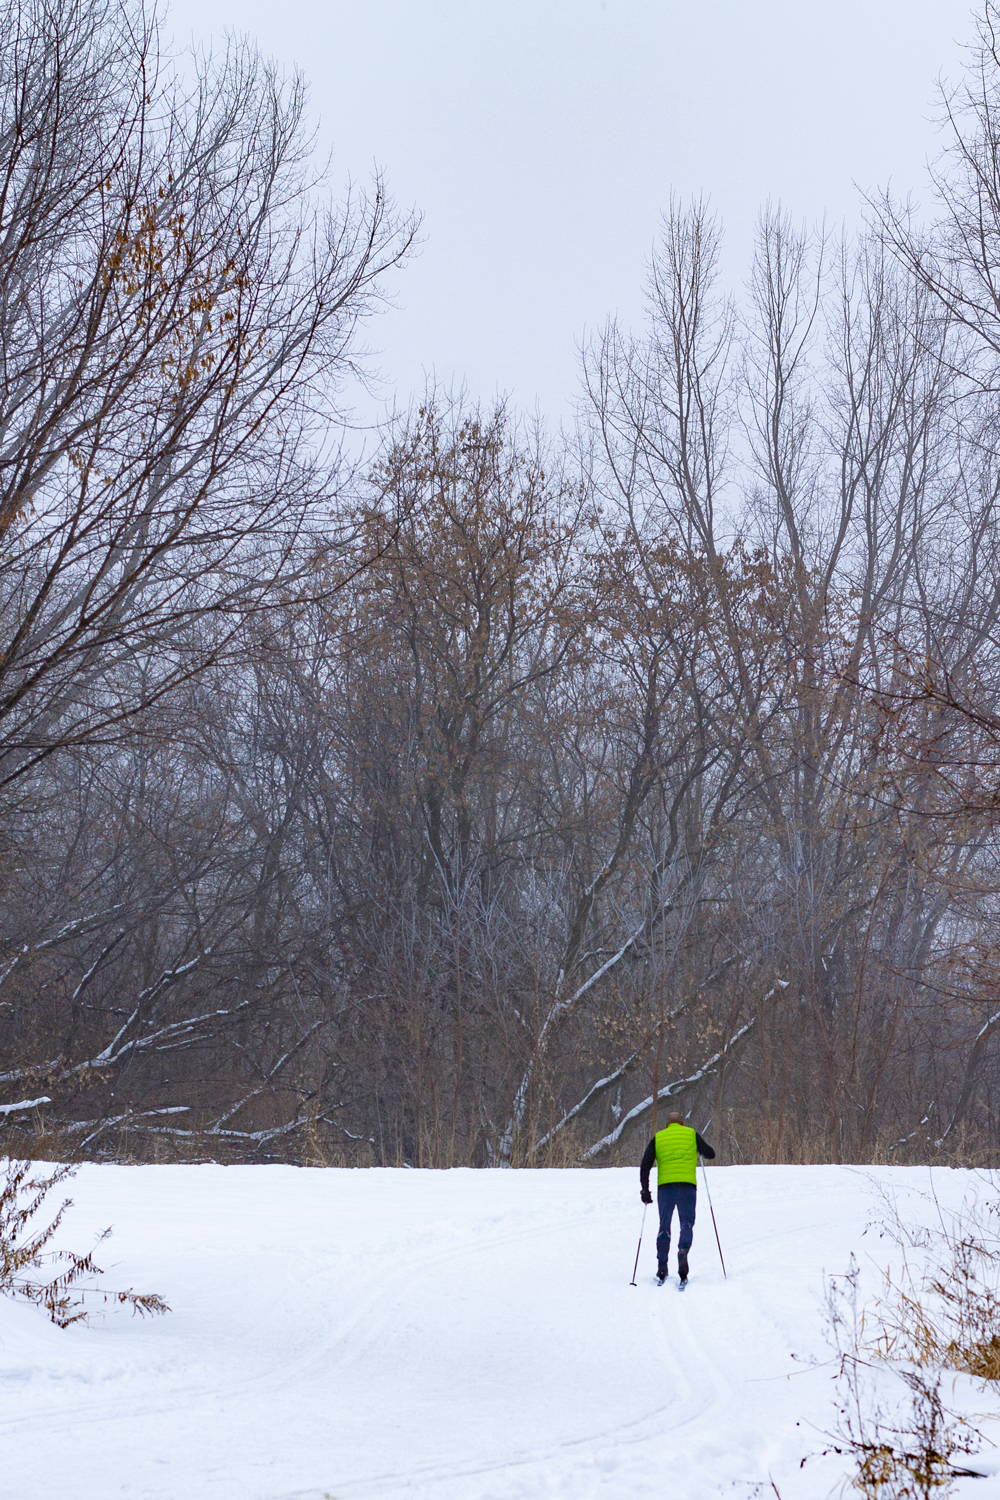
[812,1179,1000,1497]
[0,1160,168,1326]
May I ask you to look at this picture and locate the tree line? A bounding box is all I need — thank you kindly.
[4,0,1000,1167]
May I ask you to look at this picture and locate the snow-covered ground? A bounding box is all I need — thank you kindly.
[2,1162,1000,1500]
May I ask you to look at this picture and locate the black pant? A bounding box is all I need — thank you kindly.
[656,1182,696,1268]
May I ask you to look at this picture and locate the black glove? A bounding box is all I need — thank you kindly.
[640,1187,652,1204]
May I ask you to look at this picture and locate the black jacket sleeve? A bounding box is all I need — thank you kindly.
[639,1138,656,1192]
[695,1132,716,1160]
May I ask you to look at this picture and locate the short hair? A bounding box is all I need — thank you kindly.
[666,1112,684,1125]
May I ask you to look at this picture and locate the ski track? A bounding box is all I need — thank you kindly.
[2,1165,1000,1500]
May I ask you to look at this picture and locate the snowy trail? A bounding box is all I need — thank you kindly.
[2,1164,1000,1499]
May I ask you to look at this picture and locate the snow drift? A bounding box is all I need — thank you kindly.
[1,1163,999,1499]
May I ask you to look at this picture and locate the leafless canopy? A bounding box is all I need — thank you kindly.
[0,0,414,789]
[11,3,1000,1171]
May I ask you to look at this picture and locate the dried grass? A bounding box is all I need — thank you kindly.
[862,1190,1000,1386]
[819,1256,985,1498]
[0,1159,169,1326]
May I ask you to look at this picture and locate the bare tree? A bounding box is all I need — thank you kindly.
[0,0,414,791]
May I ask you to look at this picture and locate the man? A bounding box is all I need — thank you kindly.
[639,1111,716,1285]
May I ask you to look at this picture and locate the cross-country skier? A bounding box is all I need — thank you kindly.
[639,1112,716,1285]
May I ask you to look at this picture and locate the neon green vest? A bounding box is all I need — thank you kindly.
[654,1123,698,1186]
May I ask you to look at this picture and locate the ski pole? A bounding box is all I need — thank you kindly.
[629,1202,648,1286]
[699,1154,726,1279]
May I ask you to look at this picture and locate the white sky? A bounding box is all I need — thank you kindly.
[165,0,977,427]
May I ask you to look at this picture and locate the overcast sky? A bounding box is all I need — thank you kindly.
[166,0,977,428]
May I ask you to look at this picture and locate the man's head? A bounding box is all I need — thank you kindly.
[666,1112,685,1126]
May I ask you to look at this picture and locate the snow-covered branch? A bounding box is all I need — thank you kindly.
[532,1053,642,1154]
[68,1106,191,1149]
[0,999,248,1086]
[215,1020,328,1128]
[532,957,738,1155]
[581,1020,756,1161]
[0,904,130,998]
[0,1096,51,1117]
